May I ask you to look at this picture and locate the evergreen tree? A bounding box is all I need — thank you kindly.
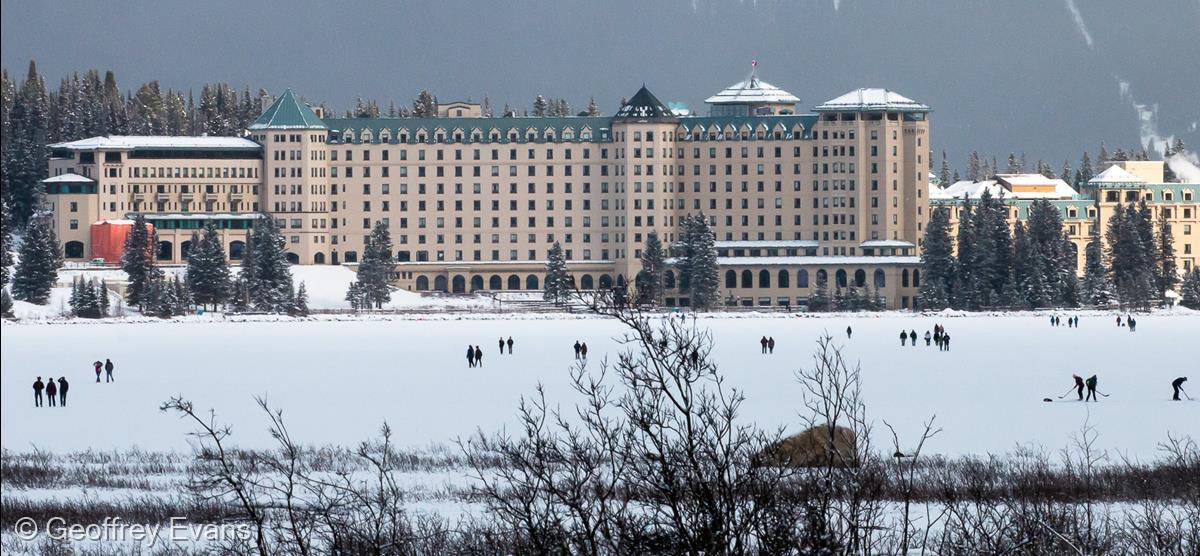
[242,215,294,312]
[293,281,310,316]
[1060,160,1073,183]
[678,214,719,310]
[345,281,364,312]
[3,61,51,224]
[808,271,831,312]
[98,278,110,315]
[172,275,192,315]
[1156,216,1177,299]
[1076,152,1094,189]
[966,151,981,181]
[585,97,600,116]
[412,90,437,117]
[532,95,549,117]
[1081,216,1116,307]
[938,150,952,187]
[185,222,231,310]
[637,230,666,306]
[11,214,61,304]
[1180,268,1200,309]
[1,200,13,287]
[952,195,976,309]
[543,241,571,305]
[355,220,395,309]
[121,214,161,311]
[1006,152,1021,173]
[1106,203,1155,309]
[917,206,954,309]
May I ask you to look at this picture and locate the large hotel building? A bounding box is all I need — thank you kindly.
[40,72,1198,309]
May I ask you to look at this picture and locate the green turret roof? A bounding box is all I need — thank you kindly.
[613,86,676,120]
[250,89,326,130]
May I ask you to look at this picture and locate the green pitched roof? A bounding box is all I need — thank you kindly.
[250,89,326,130]
[613,86,675,120]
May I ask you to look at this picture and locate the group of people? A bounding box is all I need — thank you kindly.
[31,358,117,407]
[1049,315,1079,327]
[465,345,484,367]
[1116,315,1138,331]
[32,376,69,407]
[898,326,951,351]
[1062,374,1189,402]
[759,336,777,354]
[497,336,514,354]
[573,341,590,360]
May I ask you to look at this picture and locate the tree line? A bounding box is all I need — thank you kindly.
[919,193,1182,311]
[937,139,1189,189]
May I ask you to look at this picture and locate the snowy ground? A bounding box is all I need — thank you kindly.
[2,313,1197,459]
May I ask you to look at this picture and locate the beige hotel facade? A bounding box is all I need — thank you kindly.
[43,73,935,309]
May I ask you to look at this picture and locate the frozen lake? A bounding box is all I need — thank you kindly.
[2,314,1197,459]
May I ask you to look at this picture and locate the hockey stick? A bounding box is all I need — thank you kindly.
[1057,386,1077,399]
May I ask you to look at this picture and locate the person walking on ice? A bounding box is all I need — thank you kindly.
[33,377,45,407]
[57,377,69,407]
[499,337,505,355]
[761,336,769,353]
[474,346,483,367]
[942,333,951,351]
[580,342,588,360]
[767,337,776,354]
[573,341,582,360]
[900,331,907,346]
[1172,377,1189,401]
[909,330,917,347]
[846,326,852,339]
[466,345,476,368]
[104,358,114,382]
[507,337,514,354]
[1085,374,1100,402]
[93,360,102,383]
[924,331,932,346]
[46,378,58,407]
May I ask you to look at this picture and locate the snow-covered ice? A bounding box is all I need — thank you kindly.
[2,314,1197,459]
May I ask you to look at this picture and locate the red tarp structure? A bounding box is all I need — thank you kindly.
[90,220,152,264]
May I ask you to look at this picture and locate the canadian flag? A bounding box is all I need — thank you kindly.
[751,59,758,68]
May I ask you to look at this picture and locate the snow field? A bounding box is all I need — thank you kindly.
[1,314,1197,459]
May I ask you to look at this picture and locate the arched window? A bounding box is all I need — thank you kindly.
[489,275,503,290]
[416,276,429,291]
[470,276,484,292]
[580,274,594,289]
[507,275,521,290]
[229,240,246,260]
[902,269,910,288]
[836,269,848,288]
[285,253,299,265]
[854,269,866,288]
[664,270,676,289]
[180,240,193,260]
[599,274,613,289]
[433,275,448,292]
[525,274,539,290]
[64,241,84,259]
[740,270,753,288]
[345,251,358,263]
[758,269,771,288]
[725,270,737,289]
[778,269,790,288]
[816,269,828,286]
[314,252,326,264]
[452,275,466,293]
[797,269,809,288]
[157,241,173,261]
[874,269,886,288]
[912,269,921,288]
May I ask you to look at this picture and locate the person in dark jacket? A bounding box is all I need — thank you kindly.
[942,334,951,351]
[924,331,932,346]
[93,360,103,382]
[474,346,483,367]
[909,330,917,347]
[573,341,582,360]
[580,342,588,360]
[1072,374,1086,401]
[33,377,45,407]
[1116,315,1122,327]
[767,337,776,354]
[46,378,58,407]
[507,337,513,354]
[1085,375,1099,402]
[846,326,852,339]
[900,331,907,346]
[1172,377,1188,401]
[104,359,114,382]
[1129,317,1137,332]
[57,377,69,406]
[499,337,505,354]
[467,345,476,368]
[761,336,769,353]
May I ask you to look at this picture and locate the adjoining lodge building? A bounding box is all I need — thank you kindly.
[42,68,943,309]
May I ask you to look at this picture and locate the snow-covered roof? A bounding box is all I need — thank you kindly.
[1090,165,1144,183]
[50,136,260,151]
[95,219,135,225]
[138,213,265,221]
[42,173,93,183]
[859,240,915,248]
[813,88,929,112]
[715,256,921,266]
[705,76,800,106]
[714,240,818,249]
[932,178,1077,200]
